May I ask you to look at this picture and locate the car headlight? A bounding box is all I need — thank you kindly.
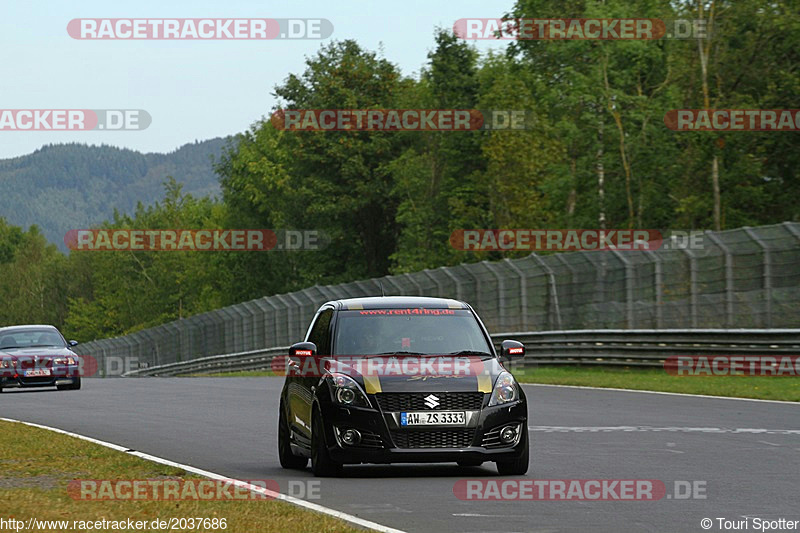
[53,357,76,365]
[1,360,13,368]
[489,371,519,406]
[324,373,372,408]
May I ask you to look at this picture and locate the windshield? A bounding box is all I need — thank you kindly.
[0,328,66,349]
[333,308,492,356]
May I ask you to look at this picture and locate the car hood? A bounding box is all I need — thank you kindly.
[0,347,77,358]
[326,355,506,394]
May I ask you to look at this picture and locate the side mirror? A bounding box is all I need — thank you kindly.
[289,341,317,357]
[68,340,79,347]
[501,340,525,358]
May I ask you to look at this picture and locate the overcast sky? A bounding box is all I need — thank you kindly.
[0,0,512,159]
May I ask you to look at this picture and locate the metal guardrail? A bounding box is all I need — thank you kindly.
[505,329,800,367]
[122,329,800,376]
[124,346,288,377]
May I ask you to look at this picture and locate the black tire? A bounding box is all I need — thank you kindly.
[495,428,529,476]
[278,403,308,470]
[57,378,81,391]
[310,407,342,477]
[457,459,483,467]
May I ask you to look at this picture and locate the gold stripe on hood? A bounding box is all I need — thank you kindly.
[477,374,492,393]
[362,374,382,394]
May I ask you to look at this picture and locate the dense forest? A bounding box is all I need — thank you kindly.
[0,0,797,341]
[0,138,227,249]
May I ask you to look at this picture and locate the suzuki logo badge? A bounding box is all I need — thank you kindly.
[424,394,440,409]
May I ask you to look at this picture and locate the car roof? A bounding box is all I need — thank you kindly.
[326,296,469,310]
[0,324,59,334]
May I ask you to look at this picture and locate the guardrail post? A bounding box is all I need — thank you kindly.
[680,247,698,328]
[354,280,375,297]
[380,276,404,296]
[273,295,293,345]
[439,266,464,301]
[315,285,337,302]
[461,266,481,312]
[285,292,308,342]
[483,261,507,331]
[705,231,734,328]
[298,288,321,338]
[742,227,771,328]
[403,273,424,296]
[529,253,562,330]
[553,254,576,330]
[261,297,280,347]
[504,258,527,331]
[609,249,634,329]
[783,221,800,241]
[422,269,445,298]
[643,250,663,329]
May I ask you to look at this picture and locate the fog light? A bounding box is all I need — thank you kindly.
[341,429,361,445]
[500,425,517,444]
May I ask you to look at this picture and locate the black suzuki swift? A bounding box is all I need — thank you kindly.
[277,296,529,477]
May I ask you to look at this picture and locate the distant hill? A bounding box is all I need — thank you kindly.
[0,139,228,250]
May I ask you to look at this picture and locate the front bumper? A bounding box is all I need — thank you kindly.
[319,397,527,464]
[0,368,80,389]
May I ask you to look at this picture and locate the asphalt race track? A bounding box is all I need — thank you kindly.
[2,378,799,533]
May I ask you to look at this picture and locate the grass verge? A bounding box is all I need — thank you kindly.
[512,365,800,402]
[0,421,366,533]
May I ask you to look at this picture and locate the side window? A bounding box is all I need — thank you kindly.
[307,308,333,355]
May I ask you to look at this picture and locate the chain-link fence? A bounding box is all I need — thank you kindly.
[77,222,800,376]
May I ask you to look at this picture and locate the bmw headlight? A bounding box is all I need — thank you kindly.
[489,371,519,406]
[54,357,77,365]
[324,373,372,408]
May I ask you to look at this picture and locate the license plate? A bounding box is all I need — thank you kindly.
[400,411,466,426]
[25,369,51,377]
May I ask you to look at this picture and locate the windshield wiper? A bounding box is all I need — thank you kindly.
[27,344,62,348]
[374,351,428,356]
[445,350,492,357]
[0,346,22,349]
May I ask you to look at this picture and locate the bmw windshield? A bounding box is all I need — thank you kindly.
[0,328,67,349]
[333,308,492,356]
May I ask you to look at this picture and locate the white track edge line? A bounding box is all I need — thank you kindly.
[0,417,406,533]
[524,383,799,405]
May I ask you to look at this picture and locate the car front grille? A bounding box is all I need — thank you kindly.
[390,429,476,449]
[376,392,484,412]
[18,376,55,385]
